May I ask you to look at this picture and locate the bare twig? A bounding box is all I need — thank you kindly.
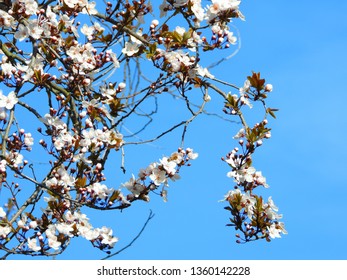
[101,210,155,260]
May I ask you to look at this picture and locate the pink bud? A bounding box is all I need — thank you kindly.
[83,78,91,86]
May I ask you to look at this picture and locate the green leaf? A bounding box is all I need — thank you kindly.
[172,31,182,43]
[182,29,193,42]
[267,108,279,119]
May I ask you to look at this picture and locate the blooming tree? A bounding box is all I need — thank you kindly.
[0,0,286,259]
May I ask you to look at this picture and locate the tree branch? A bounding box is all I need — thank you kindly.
[101,210,155,260]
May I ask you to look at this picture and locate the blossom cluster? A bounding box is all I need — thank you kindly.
[221,73,286,242]
[224,189,287,240]
[0,148,197,254]
[0,0,283,258]
[122,148,198,203]
[19,209,118,253]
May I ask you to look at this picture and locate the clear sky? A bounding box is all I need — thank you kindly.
[6,0,347,260]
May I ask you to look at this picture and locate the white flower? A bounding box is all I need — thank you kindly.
[17,217,27,228]
[0,62,16,78]
[8,152,23,166]
[186,148,198,160]
[0,207,6,218]
[159,0,169,17]
[23,0,39,15]
[40,114,65,129]
[29,221,38,229]
[122,42,140,56]
[45,177,58,188]
[0,159,6,173]
[54,129,73,150]
[226,162,256,184]
[264,207,282,220]
[27,238,41,251]
[191,2,205,22]
[100,227,118,247]
[255,171,269,188]
[45,225,61,250]
[47,236,61,250]
[242,192,256,219]
[267,196,279,211]
[227,32,237,44]
[160,157,177,174]
[173,0,189,7]
[149,168,167,186]
[107,50,120,68]
[56,223,74,237]
[130,29,143,45]
[0,225,11,237]
[240,92,253,108]
[225,154,241,169]
[14,24,29,41]
[277,222,288,235]
[194,65,215,79]
[24,133,34,146]
[175,26,186,36]
[63,0,79,8]
[233,128,245,139]
[66,45,83,62]
[122,175,146,197]
[78,226,99,240]
[46,6,58,26]
[165,51,193,72]
[81,1,98,15]
[87,182,112,200]
[223,188,242,201]
[81,24,94,37]
[56,166,75,187]
[28,20,43,40]
[242,166,256,183]
[0,10,14,27]
[169,151,184,164]
[0,91,18,110]
[239,79,251,94]
[267,224,281,239]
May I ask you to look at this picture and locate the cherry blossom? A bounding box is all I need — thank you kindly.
[0,207,6,218]
[122,42,140,57]
[27,238,41,252]
[0,225,11,238]
[0,91,18,110]
[0,0,283,258]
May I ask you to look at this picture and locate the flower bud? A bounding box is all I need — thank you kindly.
[83,78,91,86]
[204,94,211,102]
[265,84,273,92]
[29,221,37,229]
[118,82,126,89]
[151,19,159,26]
[256,140,263,146]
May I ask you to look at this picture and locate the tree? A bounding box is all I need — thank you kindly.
[0,0,286,259]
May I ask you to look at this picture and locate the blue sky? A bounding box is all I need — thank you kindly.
[5,0,347,260]
[60,0,347,260]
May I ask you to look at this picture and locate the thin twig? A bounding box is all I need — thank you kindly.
[101,210,155,260]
